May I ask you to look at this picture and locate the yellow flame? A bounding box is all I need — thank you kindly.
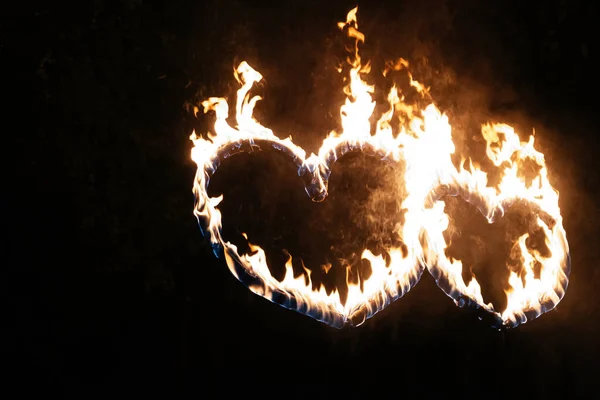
[190,6,569,329]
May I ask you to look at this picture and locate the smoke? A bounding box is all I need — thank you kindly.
[195,0,596,333]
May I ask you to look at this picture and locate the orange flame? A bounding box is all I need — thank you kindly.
[190,6,570,329]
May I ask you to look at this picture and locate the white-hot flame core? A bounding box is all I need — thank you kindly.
[190,7,570,329]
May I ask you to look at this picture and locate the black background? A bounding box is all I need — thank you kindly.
[7,0,600,397]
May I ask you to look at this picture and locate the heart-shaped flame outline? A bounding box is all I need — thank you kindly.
[193,136,426,328]
[423,183,570,328]
[190,6,570,330]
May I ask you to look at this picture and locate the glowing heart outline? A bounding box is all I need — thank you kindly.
[422,182,570,328]
[192,134,427,328]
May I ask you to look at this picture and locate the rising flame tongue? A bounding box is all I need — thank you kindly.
[190,6,570,329]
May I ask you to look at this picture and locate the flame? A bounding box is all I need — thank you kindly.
[190,6,570,329]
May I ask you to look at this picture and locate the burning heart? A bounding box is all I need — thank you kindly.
[190,7,570,329]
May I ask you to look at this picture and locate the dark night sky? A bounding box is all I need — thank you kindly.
[6,0,600,397]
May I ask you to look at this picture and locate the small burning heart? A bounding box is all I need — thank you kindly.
[190,7,570,329]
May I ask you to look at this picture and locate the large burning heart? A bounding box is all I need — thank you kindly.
[190,7,570,329]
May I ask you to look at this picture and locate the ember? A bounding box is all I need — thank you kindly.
[190,6,570,329]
